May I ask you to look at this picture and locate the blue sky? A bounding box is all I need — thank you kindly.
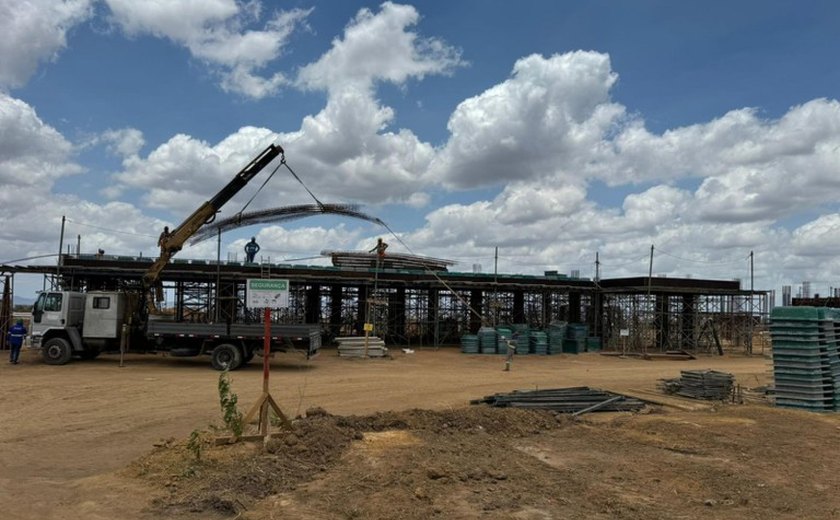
[3,0,840,300]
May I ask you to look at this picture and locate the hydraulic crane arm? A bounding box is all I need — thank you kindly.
[143,144,284,311]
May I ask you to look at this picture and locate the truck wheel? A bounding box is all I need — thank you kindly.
[211,343,242,371]
[43,338,73,365]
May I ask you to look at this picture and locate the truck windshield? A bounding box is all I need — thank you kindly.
[43,293,63,312]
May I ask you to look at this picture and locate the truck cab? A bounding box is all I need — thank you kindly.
[31,290,125,364]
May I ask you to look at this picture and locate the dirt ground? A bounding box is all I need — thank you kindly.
[3,346,838,519]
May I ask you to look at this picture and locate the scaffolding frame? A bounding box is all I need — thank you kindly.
[19,256,771,351]
[600,291,769,354]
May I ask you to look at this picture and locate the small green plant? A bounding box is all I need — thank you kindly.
[218,370,244,437]
[187,429,205,460]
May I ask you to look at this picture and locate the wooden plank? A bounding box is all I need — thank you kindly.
[620,388,710,411]
[571,396,624,417]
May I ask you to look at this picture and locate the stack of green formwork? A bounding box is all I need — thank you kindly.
[529,331,549,355]
[478,327,498,354]
[512,324,531,355]
[769,306,840,412]
[547,322,567,354]
[564,324,588,354]
[460,334,480,354]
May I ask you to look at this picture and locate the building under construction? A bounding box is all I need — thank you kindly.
[2,250,770,354]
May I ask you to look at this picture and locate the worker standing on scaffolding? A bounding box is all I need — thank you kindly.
[244,237,261,263]
[369,238,388,262]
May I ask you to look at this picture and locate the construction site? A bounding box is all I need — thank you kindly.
[6,237,837,519]
[0,145,836,520]
[2,249,772,356]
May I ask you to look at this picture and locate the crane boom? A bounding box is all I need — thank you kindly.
[143,143,284,312]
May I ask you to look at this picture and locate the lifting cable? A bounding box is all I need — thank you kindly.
[377,220,487,325]
[283,159,325,209]
[236,160,284,217]
[243,149,486,325]
[235,153,325,221]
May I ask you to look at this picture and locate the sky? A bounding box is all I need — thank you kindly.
[2,0,840,301]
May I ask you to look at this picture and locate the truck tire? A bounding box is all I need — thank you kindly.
[211,343,242,371]
[43,337,73,365]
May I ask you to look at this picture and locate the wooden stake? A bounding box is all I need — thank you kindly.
[227,307,292,443]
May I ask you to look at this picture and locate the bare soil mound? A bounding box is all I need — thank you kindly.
[131,406,566,517]
[132,403,840,520]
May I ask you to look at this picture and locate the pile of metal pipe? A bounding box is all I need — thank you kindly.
[471,387,646,414]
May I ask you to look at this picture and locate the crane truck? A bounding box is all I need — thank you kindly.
[30,144,321,370]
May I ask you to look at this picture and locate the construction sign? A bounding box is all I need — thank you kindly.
[246,279,289,309]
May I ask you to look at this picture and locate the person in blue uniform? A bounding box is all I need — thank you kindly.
[8,319,27,364]
[245,237,260,263]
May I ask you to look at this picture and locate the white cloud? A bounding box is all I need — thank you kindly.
[0,95,169,266]
[0,0,93,89]
[104,0,311,98]
[494,183,588,225]
[280,3,463,204]
[792,214,840,257]
[0,92,82,189]
[427,51,840,233]
[430,51,624,189]
[621,185,690,230]
[687,100,840,221]
[104,0,238,40]
[109,3,464,209]
[286,86,437,204]
[111,126,279,212]
[101,128,145,158]
[297,2,463,91]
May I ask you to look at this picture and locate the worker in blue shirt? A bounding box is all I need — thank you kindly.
[8,319,27,364]
[244,237,260,263]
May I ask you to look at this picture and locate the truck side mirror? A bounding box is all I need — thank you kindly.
[33,310,43,323]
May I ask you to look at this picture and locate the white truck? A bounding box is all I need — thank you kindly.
[31,143,321,370]
[30,290,320,370]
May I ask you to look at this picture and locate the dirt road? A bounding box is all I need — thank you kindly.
[1,347,770,519]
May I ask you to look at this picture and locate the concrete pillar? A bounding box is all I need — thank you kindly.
[329,284,342,336]
[305,284,320,324]
[569,292,582,324]
[542,291,552,327]
[469,289,483,333]
[356,285,369,335]
[655,294,670,350]
[681,294,697,349]
[428,288,439,345]
[513,290,525,323]
[175,280,184,321]
[389,286,406,342]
